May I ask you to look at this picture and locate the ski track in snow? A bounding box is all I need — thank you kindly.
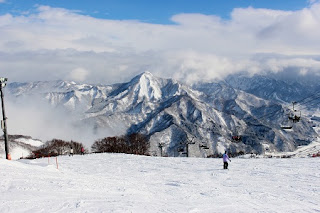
[0,154,319,213]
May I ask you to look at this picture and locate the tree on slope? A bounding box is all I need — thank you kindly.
[91,133,149,155]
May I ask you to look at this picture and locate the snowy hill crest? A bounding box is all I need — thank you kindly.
[0,135,43,160]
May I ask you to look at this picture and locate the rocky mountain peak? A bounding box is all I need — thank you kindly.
[5,72,319,157]
[128,72,162,101]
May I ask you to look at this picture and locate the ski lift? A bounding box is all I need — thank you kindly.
[199,144,209,149]
[288,113,301,123]
[281,101,301,129]
[188,138,196,145]
[177,147,184,152]
[280,119,293,130]
[288,101,301,123]
[281,125,293,130]
[231,135,242,142]
[231,126,242,142]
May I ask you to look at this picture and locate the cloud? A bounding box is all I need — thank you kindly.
[67,67,89,82]
[0,4,320,84]
[308,0,320,5]
[2,3,320,145]
[6,94,118,146]
[0,0,5,3]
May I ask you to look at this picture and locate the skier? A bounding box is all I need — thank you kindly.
[223,151,231,169]
[81,147,85,155]
[69,147,73,156]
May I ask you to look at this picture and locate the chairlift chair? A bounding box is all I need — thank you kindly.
[288,114,301,123]
[281,118,293,129]
[232,135,242,142]
[281,126,293,130]
[281,102,301,129]
[199,144,209,149]
[288,102,301,123]
[177,147,184,152]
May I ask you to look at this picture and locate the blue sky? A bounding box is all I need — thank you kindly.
[0,0,313,24]
[0,0,320,84]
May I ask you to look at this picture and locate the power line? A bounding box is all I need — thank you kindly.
[297,92,320,105]
[299,99,320,111]
[302,96,320,109]
[256,89,320,121]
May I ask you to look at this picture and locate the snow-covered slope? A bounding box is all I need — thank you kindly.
[277,138,320,158]
[0,154,319,212]
[0,135,43,160]
[6,72,318,156]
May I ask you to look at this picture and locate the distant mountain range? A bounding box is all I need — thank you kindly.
[6,72,319,157]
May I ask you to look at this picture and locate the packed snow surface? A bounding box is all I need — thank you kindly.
[0,154,319,213]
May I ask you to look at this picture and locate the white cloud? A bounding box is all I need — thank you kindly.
[68,67,89,82]
[308,0,320,5]
[2,4,320,144]
[6,95,112,145]
[0,4,320,84]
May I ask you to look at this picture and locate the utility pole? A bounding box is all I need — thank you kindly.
[158,143,164,157]
[0,77,9,160]
[186,142,189,157]
[292,101,297,111]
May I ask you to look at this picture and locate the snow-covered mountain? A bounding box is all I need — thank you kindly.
[224,72,320,107]
[6,72,318,157]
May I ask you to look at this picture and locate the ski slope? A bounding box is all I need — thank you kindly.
[290,140,320,157]
[264,139,320,158]
[0,154,319,213]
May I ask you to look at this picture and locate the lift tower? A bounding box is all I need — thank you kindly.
[0,77,9,160]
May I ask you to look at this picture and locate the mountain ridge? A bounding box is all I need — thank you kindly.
[6,72,318,157]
